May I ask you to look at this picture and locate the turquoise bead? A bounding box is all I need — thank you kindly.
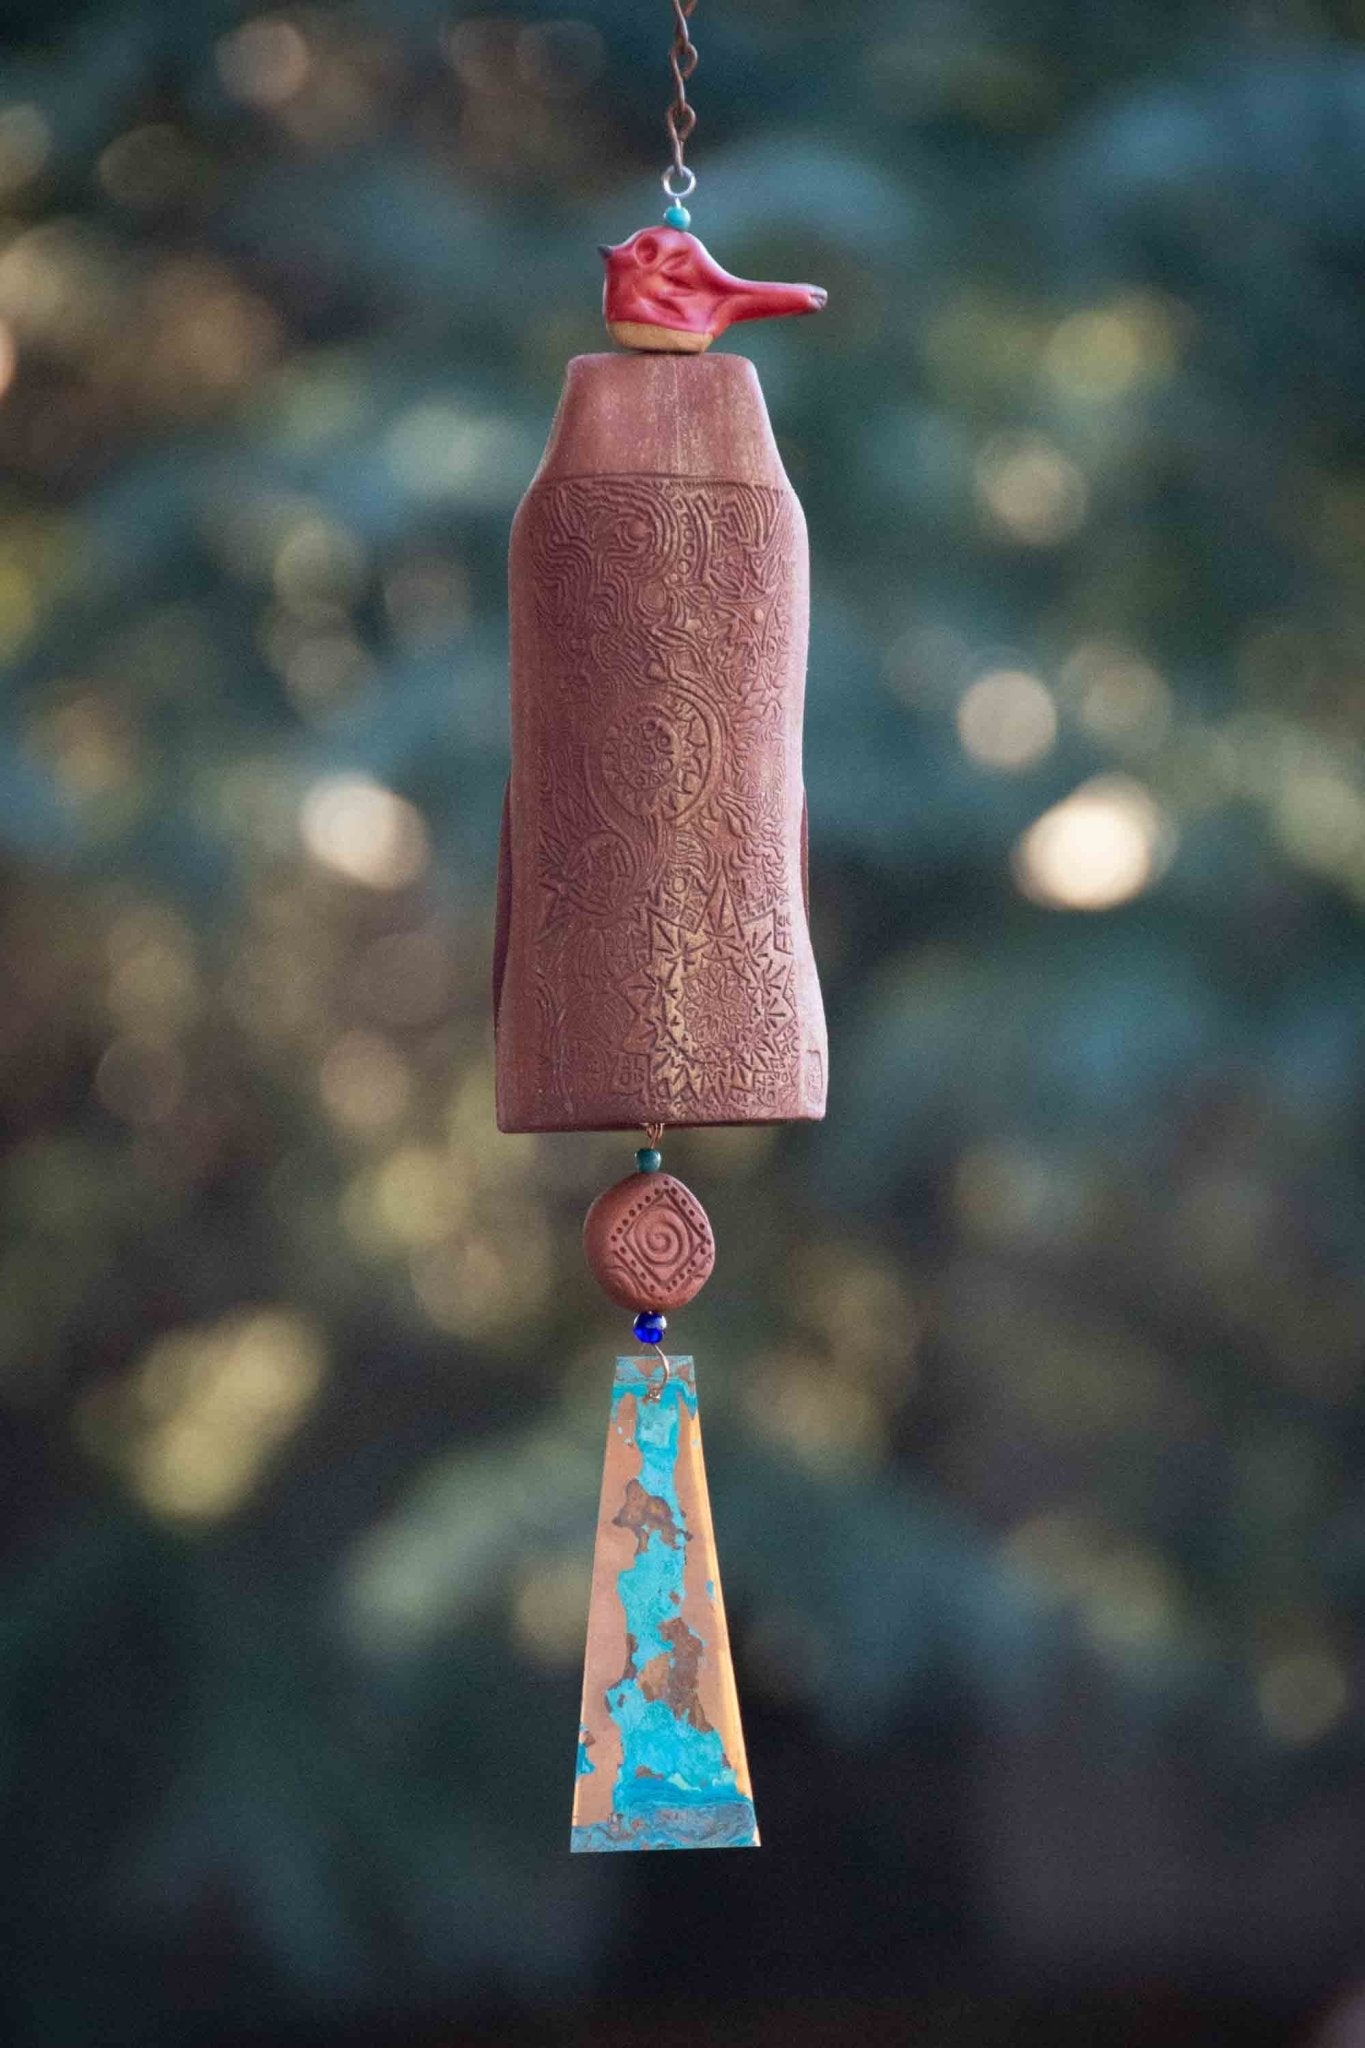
[663,204,691,230]
[635,1147,662,1173]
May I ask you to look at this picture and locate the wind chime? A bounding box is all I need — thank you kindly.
[493,0,827,1852]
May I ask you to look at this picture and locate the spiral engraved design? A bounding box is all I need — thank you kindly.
[583,1171,715,1314]
[632,1204,692,1283]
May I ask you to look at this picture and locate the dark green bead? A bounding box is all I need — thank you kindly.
[635,1147,662,1173]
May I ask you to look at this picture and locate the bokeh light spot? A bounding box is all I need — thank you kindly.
[0,221,119,352]
[514,22,604,95]
[0,104,50,197]
[976,432,1087,545]
[509,1553,590,1666]
[1082,1547,1177,1651]
[955,1141,1081,1247]
[352,927,452,1027]
[97,125,203,209]
[273,514,366,609]
[1043,292,1179,403]
[319,1031,411,1134]
[385,402,521,504]
[743,1353,885,1474]
[351,1145,460,1251]
[300,775,430,889]
[0,555,38,656]
[106,905,199,1031]
[1065,641,1172,751]
[283,629,374,711]
[1013,775,1173,911]
[144,257,282,401]
[94,1036,184,1125]
[408,1202,552,1343]
[32,688,137,798]
[956,668,1057,771]
[79,1309,325,1521]
[1258,1651,1349,1746]
[383,553,470,648]
[1274,765,1365,879]
[1006,1511,1178,1653]
[216,17,311,107]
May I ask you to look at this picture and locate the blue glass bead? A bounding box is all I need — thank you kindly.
[633,1310,667,1346]
[663,204,691,230]
[635,1147,662,1173]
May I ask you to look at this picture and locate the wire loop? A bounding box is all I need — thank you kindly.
[664,0,698,204]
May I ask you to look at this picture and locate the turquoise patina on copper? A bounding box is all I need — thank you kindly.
[571,1356,758,1853]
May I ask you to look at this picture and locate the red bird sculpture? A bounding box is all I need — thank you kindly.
[600,227,826,353]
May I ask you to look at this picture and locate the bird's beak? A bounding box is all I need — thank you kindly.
[597,244,613,261]
[678,241,828,327]
[730,278,827,320]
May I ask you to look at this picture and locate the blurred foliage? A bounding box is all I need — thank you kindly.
[2,0,1365,2043]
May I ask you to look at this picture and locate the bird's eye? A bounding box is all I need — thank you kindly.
[634,236,660,266]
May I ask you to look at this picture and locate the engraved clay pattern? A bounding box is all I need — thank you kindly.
[583,1170,716,1313]
[502,474,825,1130]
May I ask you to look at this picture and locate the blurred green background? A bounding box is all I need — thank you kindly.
[2,1,1365,2043]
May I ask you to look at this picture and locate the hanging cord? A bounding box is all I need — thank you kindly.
[663,0,698,204]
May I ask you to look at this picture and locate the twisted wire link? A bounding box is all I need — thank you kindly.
[663,0,698,201]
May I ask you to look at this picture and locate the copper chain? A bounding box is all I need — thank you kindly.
[664,0,698,197]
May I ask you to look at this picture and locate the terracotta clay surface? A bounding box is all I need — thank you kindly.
[583,1169,715,1313]
[571,1355,757,1852]
[495,351,827,1132]
[601,227,826,353]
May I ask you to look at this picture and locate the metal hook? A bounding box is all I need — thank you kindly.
[642,1343,673,1402]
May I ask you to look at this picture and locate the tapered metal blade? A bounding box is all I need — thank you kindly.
[570,1355,758,1853]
